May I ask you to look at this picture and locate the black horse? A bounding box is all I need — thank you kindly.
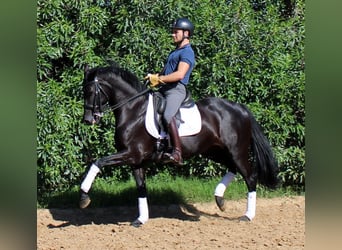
[79,63,279,227]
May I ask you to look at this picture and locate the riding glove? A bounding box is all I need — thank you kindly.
[145,73,164,87]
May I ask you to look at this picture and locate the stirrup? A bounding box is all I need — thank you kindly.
[162,150,183,166]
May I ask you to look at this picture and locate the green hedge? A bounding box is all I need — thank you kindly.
[37,0,305,198]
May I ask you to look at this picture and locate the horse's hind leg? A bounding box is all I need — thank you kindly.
[241,190,257,221]
[234,157,258,221]
[214,171,236,211]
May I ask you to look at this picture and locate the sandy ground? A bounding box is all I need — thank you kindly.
[37,196,304,249]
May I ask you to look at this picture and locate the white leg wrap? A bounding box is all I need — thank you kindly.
[244,191,257,220]
[80,164,100,193]
[137,197,149,224]
[214,172,235,197]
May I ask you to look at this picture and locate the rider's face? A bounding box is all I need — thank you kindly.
[172,29,183,43]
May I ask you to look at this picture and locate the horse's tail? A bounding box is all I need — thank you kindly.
[249,114,280,189]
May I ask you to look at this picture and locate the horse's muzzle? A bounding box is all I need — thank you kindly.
[83,111,102,125]
[83,115,95,125]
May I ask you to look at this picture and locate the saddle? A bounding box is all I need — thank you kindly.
[144,91,201,140]
[152,89,195,131]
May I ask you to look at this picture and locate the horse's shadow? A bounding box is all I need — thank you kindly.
[44,187,240,228]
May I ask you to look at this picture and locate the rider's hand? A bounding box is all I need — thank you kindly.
[144,73,164,87]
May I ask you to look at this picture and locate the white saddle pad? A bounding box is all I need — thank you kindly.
[145,94,201,139]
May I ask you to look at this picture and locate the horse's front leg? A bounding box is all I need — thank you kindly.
[79,150,133,209]
[131,167,149,227]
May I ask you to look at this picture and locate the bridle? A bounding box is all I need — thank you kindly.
[84,77,112,117]
[84,76,150,116]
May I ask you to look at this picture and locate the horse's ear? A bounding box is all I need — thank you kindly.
[84,64,90,73]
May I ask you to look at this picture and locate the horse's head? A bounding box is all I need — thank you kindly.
[82,63,147,125]
[83,66,112,125]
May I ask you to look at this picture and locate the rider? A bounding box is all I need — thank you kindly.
[145,17,195,166]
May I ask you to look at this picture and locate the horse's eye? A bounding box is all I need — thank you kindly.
[84,85,93,94]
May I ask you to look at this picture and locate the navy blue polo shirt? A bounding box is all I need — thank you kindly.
[161,44,195,85]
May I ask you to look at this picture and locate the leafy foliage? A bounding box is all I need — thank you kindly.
[37,0,305,197]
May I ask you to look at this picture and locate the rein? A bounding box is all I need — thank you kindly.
[108,88,150,111]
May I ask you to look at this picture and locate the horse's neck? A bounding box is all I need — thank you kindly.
[110,77,139,102]
[113,97,147,127]
[111,77,148,122]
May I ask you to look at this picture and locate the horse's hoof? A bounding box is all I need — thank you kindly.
[215,195,225,211]
[79,191,91,209]
[131,219,143,228]
[239,215,251,222]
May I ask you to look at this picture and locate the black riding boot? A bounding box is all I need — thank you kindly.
[163,117,183,165]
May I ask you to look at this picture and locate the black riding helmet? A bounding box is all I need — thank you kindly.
[171,17,194,37]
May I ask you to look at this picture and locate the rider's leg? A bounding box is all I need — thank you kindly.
[163,116,183,165]
[160,83,186,165]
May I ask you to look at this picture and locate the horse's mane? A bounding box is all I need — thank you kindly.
[94,61,146,92]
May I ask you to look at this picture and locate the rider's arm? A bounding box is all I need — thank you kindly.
[159,61,190,83]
